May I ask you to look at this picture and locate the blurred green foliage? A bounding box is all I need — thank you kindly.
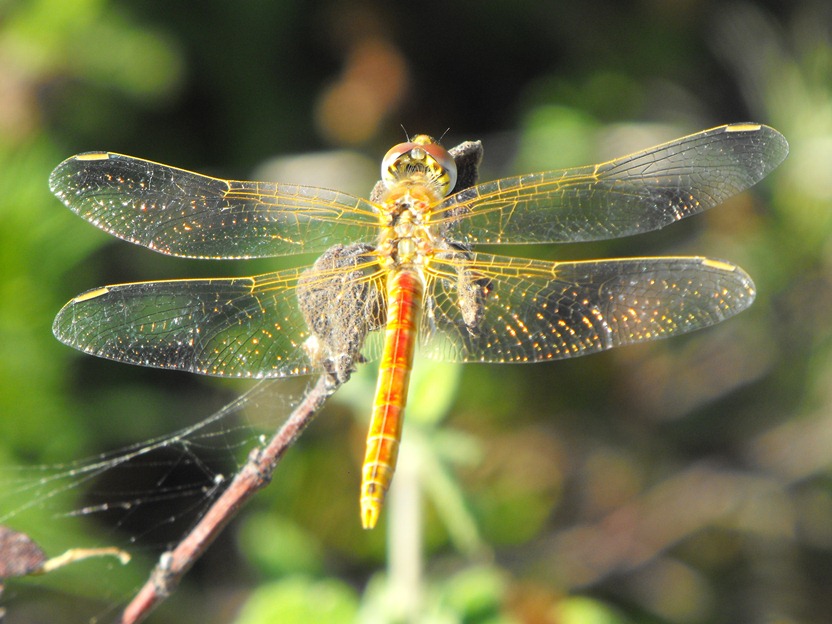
[235,577,359,624]
[2,0,832,622]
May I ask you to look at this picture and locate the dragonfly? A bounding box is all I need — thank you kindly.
[51,123,788,529]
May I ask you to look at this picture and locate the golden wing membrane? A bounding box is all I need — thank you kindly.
[50,124,781,373]
[419,252,756,363]
[49,152,381,259]
[435,123,788,244]
[52,258,386,378]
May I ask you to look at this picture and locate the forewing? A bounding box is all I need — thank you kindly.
[49,152,381,259]
[420,252,755,363]
[434,123,788,244]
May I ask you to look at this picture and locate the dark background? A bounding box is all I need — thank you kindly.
[2,0,831,622]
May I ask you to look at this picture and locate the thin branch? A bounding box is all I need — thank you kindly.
[120,374,337,624]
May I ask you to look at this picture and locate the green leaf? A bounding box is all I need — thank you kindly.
[234,577,358,624]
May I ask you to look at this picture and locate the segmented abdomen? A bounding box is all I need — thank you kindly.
[360,268,423,529]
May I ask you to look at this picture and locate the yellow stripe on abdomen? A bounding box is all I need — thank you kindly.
[360,269,423,529]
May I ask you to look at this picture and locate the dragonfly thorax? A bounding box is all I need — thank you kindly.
[376,184,439,267]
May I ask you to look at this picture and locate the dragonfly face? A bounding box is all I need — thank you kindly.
[51,123,788,528]
[381,134,458,196]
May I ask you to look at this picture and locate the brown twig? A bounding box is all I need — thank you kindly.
[120,374,336,624]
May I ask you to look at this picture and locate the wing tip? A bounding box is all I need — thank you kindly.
[699,256,757,308]
[49,152,113,196]
[723,122,790,169]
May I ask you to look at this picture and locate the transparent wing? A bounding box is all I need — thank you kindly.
[420,252,755,363]
[49,152,382,259]
[434,123,788,244]
[53,260,386,378]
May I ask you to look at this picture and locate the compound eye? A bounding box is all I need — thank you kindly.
[381,142,415,182]
[420,141,457,195]
[381,137,458,196]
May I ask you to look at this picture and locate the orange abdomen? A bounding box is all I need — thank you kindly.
[360,268,423,529]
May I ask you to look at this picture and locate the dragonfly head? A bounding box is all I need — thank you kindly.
[381,135,458,197]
